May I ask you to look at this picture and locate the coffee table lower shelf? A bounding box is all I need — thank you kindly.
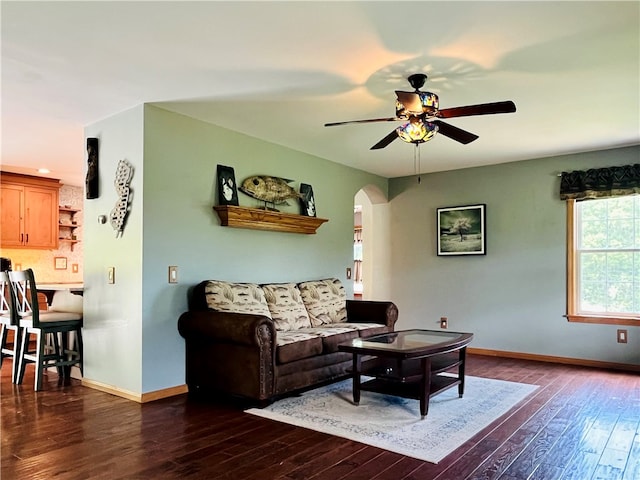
[359,374,461,402]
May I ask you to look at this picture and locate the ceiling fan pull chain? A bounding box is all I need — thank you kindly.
[418,145,421,184]
[414,144,421,184]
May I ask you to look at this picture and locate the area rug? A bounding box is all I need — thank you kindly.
[246,375,538,464]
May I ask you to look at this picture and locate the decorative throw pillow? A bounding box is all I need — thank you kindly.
[298,278,347,327]
[262,283,311,331]
[204,281,271,318]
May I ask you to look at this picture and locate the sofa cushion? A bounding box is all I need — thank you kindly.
[262,283,311,331]
[299,326,359,353]
[204,280,271,318]
[332,322,390,337]
[298,278,347,327]
[275,331,323,364]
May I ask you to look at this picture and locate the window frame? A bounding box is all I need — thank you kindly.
[566,198,640,326]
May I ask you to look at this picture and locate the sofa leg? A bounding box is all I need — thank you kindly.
[187,384,203,399]
[255,398,273,409]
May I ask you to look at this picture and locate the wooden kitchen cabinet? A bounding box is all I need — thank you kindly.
[0,172,60,249]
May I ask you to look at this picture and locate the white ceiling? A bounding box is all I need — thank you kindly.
[2,1,638,187]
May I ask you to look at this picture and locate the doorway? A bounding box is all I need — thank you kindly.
[353,186,391,301]
[353,205,363,299]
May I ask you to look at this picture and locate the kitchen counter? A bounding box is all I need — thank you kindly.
[38,283,84,291]
[37,283,84,304]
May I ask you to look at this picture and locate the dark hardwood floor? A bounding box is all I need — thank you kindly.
[1,355,639,479]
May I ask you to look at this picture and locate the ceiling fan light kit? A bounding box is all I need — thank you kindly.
[396,118,438,144]
[325,73,516,150]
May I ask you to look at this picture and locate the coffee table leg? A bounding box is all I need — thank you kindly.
[420,357,431,419]
[458,347,467,398]
[352,354,361,406]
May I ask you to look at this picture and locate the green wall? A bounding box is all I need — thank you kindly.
[85,104,388,395]
[388,145,639,366]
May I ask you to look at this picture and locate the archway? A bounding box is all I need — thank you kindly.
[354,185,391,300]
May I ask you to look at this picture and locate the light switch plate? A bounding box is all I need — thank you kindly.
[168,266,178,284]
[108,267,115,284]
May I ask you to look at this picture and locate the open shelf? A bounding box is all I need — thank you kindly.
[213,205,328,234]
[59,207,81,214]
[58,206,81,251]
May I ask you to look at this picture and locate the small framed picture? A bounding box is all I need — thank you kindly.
[437,204,486,256]
[299,183,316,217]
[54,256,68,270]
[217,165,239,206]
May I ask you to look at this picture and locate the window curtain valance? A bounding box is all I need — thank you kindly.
[559,164,640,200]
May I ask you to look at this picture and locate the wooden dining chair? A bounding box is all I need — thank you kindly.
[0,271,21,383]
[8,269,83,391]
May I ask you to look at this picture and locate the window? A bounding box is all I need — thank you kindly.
[567,196,640,325]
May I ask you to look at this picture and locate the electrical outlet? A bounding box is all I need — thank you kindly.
[108,267,115,284]
[14,263,22,271]
[346,267,352,280]
[440,317,448,329]
[617,329,627,344]
[168,266,178,284]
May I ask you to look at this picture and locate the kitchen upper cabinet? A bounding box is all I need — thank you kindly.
[1,172,60,249]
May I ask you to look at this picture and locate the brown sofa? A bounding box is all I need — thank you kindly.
[178,278,398,402]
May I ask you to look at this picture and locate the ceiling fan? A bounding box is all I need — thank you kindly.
[325,73,516,150]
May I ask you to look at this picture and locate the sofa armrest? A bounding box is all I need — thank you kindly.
[346,300,398,329]
[178,310,276,347]
[178,310,277,400]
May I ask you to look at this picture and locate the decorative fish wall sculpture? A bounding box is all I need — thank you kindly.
[239,175,302,209]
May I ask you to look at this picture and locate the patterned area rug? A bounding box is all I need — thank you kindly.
[246,375,538,464]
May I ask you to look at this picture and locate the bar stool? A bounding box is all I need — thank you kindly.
[0,271,21,383]
[8,269,83,391]
[48,289,84,377]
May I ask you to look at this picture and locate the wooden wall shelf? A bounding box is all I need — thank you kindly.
[214,205,328,234]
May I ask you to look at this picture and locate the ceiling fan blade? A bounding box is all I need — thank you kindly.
[437,101,516,119]
[433,120,479,144]
[324,117,400,127]
[395,91,422,113]
[370,130,399,150]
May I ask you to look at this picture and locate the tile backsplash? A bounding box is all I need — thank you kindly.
[1,184,83,283]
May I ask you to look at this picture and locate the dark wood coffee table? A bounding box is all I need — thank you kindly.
[338,329,474,419]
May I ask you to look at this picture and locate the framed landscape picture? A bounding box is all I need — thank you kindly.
[437,204,486,256]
